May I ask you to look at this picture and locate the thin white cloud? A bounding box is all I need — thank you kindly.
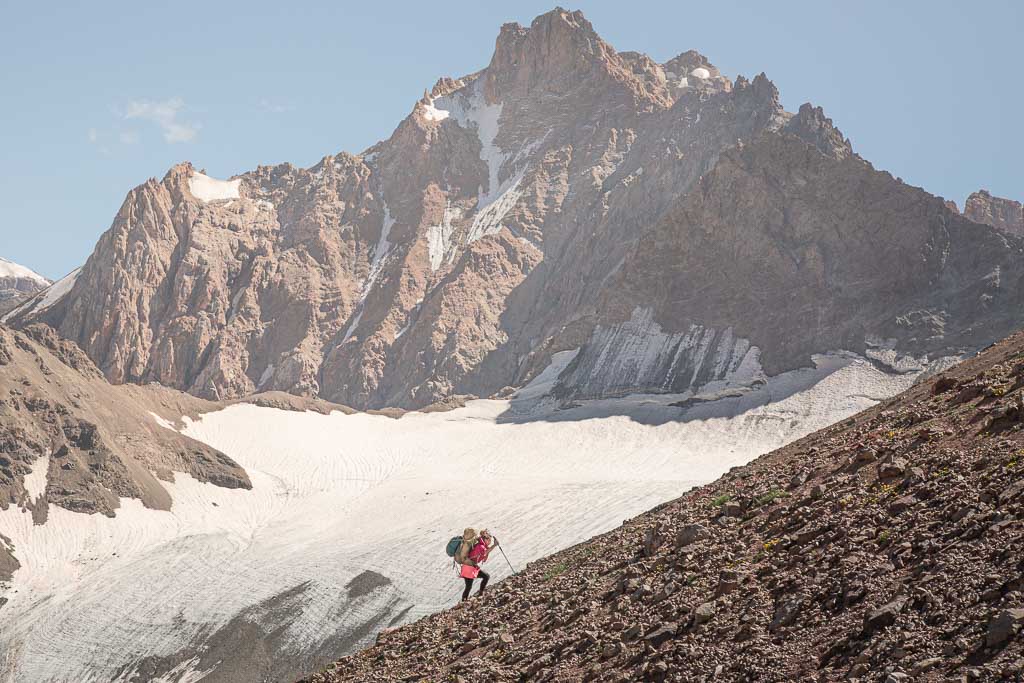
[258,98,295,114]
[119,130,140,145]
[123,97,200,143]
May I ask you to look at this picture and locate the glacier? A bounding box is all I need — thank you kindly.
[0,352,927,682]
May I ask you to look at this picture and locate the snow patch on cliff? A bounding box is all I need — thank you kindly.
[342,206,397,345]
[511,349,581,410]
[422,99,449,122]
[5,268,82,322]
[439,81,506,206]
[466,177,523,243]
[557,307,765,400]
[22,453,49,504]
[435,80,526,246]
[394,297,424,340]
[188,172,241,202]
[258,364,276,389]
[36,269,81,312]
[363,205,395,300]
[427,203,461,271]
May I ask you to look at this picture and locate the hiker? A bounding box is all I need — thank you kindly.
[458,528,498,601]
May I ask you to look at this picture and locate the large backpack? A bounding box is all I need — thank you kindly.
[446,535,475,565]
[445,536,463,558]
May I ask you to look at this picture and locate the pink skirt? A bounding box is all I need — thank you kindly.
[460,564,480,579]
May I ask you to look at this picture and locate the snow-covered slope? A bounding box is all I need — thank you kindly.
[0,258,47,285]
[1,268,80,323]
[0,257,49,316]
[0,353,925,682]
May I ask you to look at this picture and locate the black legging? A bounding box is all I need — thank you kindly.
[462,570,490,601]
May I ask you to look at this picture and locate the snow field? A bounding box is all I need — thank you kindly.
[0,353,922,681]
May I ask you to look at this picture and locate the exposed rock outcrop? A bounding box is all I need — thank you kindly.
[965,190,1024,238]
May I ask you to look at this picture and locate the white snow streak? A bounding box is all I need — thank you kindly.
[427,203,461,271]
[512,349,580,407]
[393,318,412,341]
[35,269,80,312]
[188,172,241,203]
[21,454,49,504]
[363,205,395,301]
[340,309,363,345]
[342,205,396,344]
[149,412,177,431]
[435,80,526,246]
[466,177,524,244]
[258,364,276,389]
[394,297,424,341]
[4,268,82,323]
[561,307,764,400]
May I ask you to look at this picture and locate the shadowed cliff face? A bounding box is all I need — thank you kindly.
[552,133,1024,397]
[11,8,1024,409]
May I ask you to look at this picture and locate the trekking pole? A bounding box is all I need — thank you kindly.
[497,543,516,574]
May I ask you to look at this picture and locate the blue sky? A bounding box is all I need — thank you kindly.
[2,1,1020,279]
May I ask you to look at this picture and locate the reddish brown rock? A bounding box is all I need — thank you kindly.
[965,189,1024,237]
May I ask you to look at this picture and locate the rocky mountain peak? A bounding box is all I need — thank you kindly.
[783,102,854,160]
[965,189,1024,237]
[492,8,599,67]
[428,76,466,100]
[486,7,672,111]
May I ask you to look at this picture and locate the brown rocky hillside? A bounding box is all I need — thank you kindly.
[305,330,1024,682]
